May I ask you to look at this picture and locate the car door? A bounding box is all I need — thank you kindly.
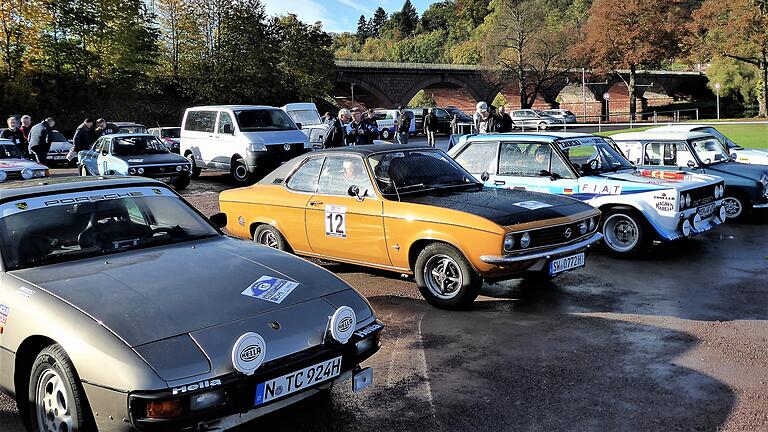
[491,142,578,195]
[97,139,113,174]
[185,110,218,165]
[304,155,390,266]
[81,140,101,174]
[215,110,237,168]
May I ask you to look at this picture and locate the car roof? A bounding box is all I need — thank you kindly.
[186,105,277,110]
[112,122,146,127]
[647,124,709,132]
[100,133,155,139]
[610,131,713,141]
[0,176,167,203]
[312,144,434,156]
[465,132,596,141]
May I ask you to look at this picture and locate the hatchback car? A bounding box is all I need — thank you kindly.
[0,176,382,432]
[509,109,563,130]
[612,131,768,221]
[78,133,192,190]
[542,109,578,124]
[649,124,768,165]
[449,133,725,256]
[220,144,603,309]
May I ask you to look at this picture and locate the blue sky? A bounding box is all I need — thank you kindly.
[261,0,434,33]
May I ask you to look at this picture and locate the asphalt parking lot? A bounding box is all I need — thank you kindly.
[2,148,768,431]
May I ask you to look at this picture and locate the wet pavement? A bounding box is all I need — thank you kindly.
[2,158,768,431]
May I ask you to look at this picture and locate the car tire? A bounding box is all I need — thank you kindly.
[173,175,191,190]
[78,165,88,176]
[538,121,548,130]
[722,193,750,222]
[185,153,202,179]
[27,344,92,432]
[414,242,481,309]
[231,158,253,185]
[381,129,390,140]
[600,208,651,257]
[253,225,291,252]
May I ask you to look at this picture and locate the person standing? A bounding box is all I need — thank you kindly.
[1,117,27,156]
[323,109,350,148]
[474,102,498,134]
[362,109,379,144]
[69,118,94,160]
[28,117,55,165]
[498,106,513,133]
[19,115,32,144]
[347,110,378,145]
[93,118,119,141]
[396,106,410,144]
[424,108,438,147]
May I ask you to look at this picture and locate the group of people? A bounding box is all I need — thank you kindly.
[322,107,381,148]
[473,102,514,134]
[0,115,117,165]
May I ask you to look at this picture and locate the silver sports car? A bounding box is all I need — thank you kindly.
[0,177,382,431]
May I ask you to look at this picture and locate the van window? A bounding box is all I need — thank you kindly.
[185,111,217,133]
[218,112,234,134]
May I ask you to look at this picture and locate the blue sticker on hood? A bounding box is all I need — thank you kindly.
[241,276,299,304]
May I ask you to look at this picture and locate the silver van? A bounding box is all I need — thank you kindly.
[181,105,310,183]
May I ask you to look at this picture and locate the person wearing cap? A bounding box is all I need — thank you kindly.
[474,101,499,134]
[396,106,411,144]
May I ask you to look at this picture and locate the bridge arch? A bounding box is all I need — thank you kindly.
[399,75,485,108]
[334,76,396,108]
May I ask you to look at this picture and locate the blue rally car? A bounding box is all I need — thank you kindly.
[449,132,726,257]
[78,133,192,190]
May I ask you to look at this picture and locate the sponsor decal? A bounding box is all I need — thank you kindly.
[238,216,245,226]
[128,159,144,163]
[563,188,574,195]
[172,379,222,395]
[328,306,356,344]
[16,287,34,298]
[558,137,605,149]
[325,205,347,238]
[241,276,300,304]
[232,332,266,375]
[354,323,383,338]
[656,201,675,212]
[0,304,8,324]
[580,183,622,195]
[513,200,552,210]
[638,170,688,181]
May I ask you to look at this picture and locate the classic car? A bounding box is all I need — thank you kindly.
[449,133,726,257]
[611,131,768,221]
[78,133,192,190]
[541,109,578,124]
[219,144,603,309]
[148,127,181,153]
[0,176,382,432]
[648,124,768,165]
[0,140,48,181]
[113,122,148,134]
[509,109,563,130]
[45,130,76,166]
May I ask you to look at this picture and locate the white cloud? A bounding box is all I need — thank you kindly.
[336,0,371,15]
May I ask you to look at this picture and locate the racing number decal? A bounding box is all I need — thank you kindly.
[325,205,347,238]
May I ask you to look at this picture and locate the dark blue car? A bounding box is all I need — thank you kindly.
[78,133,192,190]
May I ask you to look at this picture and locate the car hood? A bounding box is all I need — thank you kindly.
[704,161,768,182]
[399,187,593,226]
[122,153,189,165]
[240,130,309,145]
[0,158,47,171]
[733,148,768,164]
[599,169,719,190]
[11,237,354,347]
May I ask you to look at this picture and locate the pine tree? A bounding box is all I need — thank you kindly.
[356,14,368,41]
[371,7,388,37]
[399,0,419,36]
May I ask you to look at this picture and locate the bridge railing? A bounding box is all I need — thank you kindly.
[575,108,701,126]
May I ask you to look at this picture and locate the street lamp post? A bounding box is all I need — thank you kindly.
[715,82,721,120]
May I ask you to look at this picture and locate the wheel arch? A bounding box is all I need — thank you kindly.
[407,238,477,273]
[13,335,57,404]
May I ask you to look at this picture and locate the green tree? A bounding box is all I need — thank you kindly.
[421,1,455,32]
[370,7,388,37]
[356,14,368,42]
[408,89,437,107]
[391,0,419,37]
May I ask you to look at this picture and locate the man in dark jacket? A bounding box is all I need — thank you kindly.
[474,102,499,134]
[93,118,119,141]
[28,118,55,165]
[396,106,411,144]
[72,118,94,152]
[1,117,27,156]
[497,106,513,133]
[346,110,378,145]
[423,108,438,147]
[322,109,350,148]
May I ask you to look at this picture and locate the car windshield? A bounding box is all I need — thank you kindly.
[445,108,472,121]
[696,127,741,150]
[161,128,180,138]
[235,109,297,132]
[287,109,322,126]
[0,187,219,271]
[0,144,24,159]
[690,137,730,165]
[118,126,148,134]
[558,138,634,175]
[368,149,479,196]
[112,136,169,155]
[51,131,68,142]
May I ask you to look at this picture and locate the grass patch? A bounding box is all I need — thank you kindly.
[599,122,768,149]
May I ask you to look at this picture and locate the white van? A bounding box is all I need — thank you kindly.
[181,105,310,183]
[372,109,416,139]
[281,102,327,149]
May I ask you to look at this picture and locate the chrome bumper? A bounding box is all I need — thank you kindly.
[480,233,603,265]
[753,203,768,208]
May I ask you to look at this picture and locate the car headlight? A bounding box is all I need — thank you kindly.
[137,167,145,174]
[183,165,190,171]
[588,217,597,232]
[248,143,267,152]
[190,390,224,412]
[760,174,768,187]
[128,167,136,174]
[0,171,7,182]
[577,220,588,235]
[176,165,182,172]
[21,168,34,180]
[503,233,515,252]
[519,232,531,249]
[685,194,692,208]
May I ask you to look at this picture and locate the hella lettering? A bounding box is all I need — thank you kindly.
[354,323,382,338]
[172,379,222,395]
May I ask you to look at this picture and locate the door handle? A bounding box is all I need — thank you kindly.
[494,180,506,186]
[309,201,323,206]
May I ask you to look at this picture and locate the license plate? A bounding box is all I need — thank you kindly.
[254,356,342,406]
[697,203,715,218]
[549,253,585,276]
[50,155,65,160]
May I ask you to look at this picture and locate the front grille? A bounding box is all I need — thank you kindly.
[687,183,719,208]
[529,218,593,248]
[4,171,21,180]
[266,143,305,155]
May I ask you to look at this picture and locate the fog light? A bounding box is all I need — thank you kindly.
[685,194,691,208]
[21,168,33,180]
[356,338,374,354]
[328,306,356,344]
[176,165,182,172]
[520,232,531,248]
[137,167,145,174]
[718,205,727,222]
[146,400,182,419]
[577,220,588,235]
[190,390,224,412]
[128,167,136,175]
[682,219,692,237]
[692,214,702,231]
[503,233,515,252]
[0,171,7,182]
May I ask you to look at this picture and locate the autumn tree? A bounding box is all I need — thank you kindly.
[577,0,686,119]
[690,0,768,116]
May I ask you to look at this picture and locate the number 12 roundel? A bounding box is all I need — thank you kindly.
[325,205,347,238]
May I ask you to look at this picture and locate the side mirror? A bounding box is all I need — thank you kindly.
[347,185,360,197]
[222,124,233,134]
[731,153,737,161]
[209,213,227,228]
[480,171,490,182]
[295,123,302,130]
[686,160,696,168]
[101,150,108,156]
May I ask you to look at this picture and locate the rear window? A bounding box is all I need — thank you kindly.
[161,128,180,138]
[184,111,217,133]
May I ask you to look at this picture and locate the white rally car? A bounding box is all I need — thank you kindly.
[649,124,768,165]
[449,132,726,257]
[0,139,48,181]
